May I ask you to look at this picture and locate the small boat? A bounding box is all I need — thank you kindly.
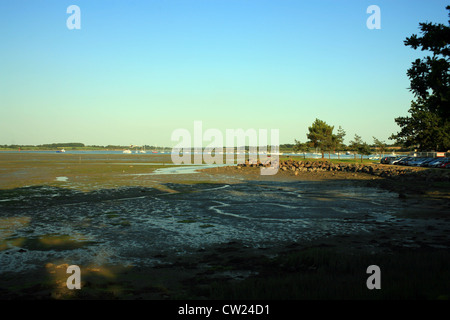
[123,149,132,154]
[56,149,65,153]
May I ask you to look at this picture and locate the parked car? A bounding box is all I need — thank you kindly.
[417,158,437,167]
[384,156,449,167]
[406,157,421,166]
[409,157,431,166]
[421,158,443,167]
[440,160,450,169]
[380,156,397,164]
[397,157,415,166]
[431,157,450,168]
[390,156,408,165]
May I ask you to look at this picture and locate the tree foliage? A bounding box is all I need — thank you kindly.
[390,6,450,151]
[334,126,346,159]
[38,143,85,148]
[373,136,387,157]
[350,134,372,162]
[293,140,310,159]
[306,119,335,158]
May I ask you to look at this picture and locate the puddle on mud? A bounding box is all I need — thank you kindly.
[0,180,449,274]
[130,164,230,175]
[109,163,176,166]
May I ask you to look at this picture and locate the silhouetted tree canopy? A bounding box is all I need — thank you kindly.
[390,6,450,151]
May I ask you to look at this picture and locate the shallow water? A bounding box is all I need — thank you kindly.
[0,180,447,273]
[140,164,230,175]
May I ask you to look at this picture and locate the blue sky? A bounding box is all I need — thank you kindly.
[0,0,448,147]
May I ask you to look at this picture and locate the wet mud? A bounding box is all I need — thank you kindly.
[0,153,449,299]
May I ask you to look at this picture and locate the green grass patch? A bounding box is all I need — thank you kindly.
[199,224,215,228]
[177,219,197,224]
[104,211,120,218]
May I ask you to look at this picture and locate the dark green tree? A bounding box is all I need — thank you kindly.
[349,134,372,163]
[349,134,362,161]
[390,6,450,151]
[293,140,310,159]
[373,136,387,158]
[306,119,334,159]
[334,126,346,159]
[357,142,372,163]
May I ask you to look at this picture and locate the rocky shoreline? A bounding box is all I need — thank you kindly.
[237,159,450,182]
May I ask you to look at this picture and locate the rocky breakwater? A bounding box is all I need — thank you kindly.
[237,159,450,183]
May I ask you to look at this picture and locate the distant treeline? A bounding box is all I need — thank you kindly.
[0,143,161,150]
[0,142,407,151]
[39,143,85,148]
[279,143,404,152]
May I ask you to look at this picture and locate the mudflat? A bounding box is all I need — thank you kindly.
[0,153,449,300]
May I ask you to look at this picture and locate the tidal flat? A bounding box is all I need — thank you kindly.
[0,153,449,300]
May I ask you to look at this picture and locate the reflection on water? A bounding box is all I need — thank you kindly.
[149,164,230,175]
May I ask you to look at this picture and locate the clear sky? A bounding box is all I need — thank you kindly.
[0,0,448,147]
